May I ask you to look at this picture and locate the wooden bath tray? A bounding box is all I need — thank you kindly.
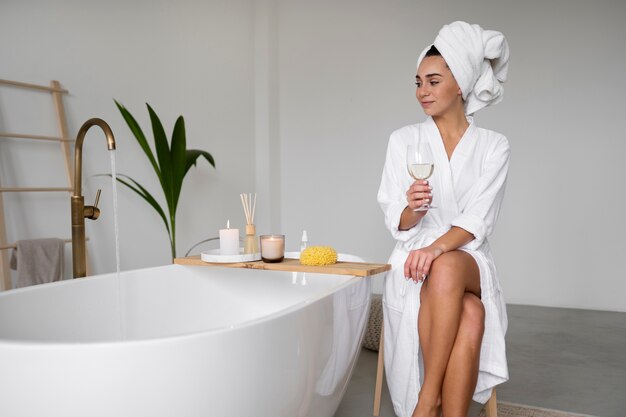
[174,256,390,277]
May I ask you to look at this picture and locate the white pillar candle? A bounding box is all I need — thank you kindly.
[260,235,285,262]
[219,220,240,256]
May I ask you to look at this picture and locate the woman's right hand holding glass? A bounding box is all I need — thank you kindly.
[406,180,433,211]
[399,180,433,230]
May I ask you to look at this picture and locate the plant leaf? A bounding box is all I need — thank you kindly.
[185,149,216,176]
[146,103,174,217]
[111,173,171,236]
[114,100,161,182]
[170,115,187,210]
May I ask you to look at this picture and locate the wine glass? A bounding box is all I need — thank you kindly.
[406,141,436,211]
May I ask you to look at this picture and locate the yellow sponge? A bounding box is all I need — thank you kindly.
[300,246,338,266]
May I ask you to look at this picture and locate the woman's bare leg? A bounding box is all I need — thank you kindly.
[441,293,485,417]
[412,250,480,417]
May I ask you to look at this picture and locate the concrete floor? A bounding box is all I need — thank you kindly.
[335,304,626,417]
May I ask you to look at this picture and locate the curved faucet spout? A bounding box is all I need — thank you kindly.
[73,118,116,198]
[71,118,116,278]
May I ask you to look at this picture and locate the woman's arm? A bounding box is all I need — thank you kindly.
[404,226,474,281]
[431,226,474,253]
[451,135,510,249]
[398,206,426,230]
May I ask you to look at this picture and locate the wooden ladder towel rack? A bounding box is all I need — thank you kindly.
[0,79,85,291]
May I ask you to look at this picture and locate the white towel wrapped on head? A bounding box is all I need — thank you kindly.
[417,21,510,115]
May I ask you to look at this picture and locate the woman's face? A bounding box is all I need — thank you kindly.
[415,55,463,117]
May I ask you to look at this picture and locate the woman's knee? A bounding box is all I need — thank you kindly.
[424,252,468,296]
[426,251,480,297]
[430,251,464,276]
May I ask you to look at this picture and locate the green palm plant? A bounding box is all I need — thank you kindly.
[113,100,215,261]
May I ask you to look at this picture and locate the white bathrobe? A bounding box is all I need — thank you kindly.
[377,116,510,417]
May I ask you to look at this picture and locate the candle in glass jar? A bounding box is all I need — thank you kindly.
[260,235,285,262]
[219,220,239,255]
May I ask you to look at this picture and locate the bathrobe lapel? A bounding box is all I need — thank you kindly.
[423,117,477,223]
[422,117,459,222]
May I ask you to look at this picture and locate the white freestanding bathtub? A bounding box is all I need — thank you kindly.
[0,263,372,417]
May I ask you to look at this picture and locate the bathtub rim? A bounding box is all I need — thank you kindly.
[0,264,371,349]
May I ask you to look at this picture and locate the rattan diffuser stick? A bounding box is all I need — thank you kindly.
[240,193,258,254]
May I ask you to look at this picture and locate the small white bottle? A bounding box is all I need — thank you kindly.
[300,230,308,253]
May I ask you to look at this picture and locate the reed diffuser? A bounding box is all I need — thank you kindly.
[240,193,258,254]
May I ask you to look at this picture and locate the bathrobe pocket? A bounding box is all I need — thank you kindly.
[382,248,411,311]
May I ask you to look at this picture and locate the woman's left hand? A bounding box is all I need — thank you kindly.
[404,245,444,283]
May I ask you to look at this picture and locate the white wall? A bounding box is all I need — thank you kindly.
[0,0,256,279]
[1,0,625,312]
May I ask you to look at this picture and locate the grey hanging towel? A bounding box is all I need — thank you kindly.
[9,238,65,288]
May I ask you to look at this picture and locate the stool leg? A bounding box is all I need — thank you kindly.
[485,388,497,417]
[373,322,384,416]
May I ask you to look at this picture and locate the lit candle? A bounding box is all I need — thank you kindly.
[219,220,240,256]
[260,235,285,263]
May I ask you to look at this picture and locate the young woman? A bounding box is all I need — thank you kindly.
[377,21,511,417]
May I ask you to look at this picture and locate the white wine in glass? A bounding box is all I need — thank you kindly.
[408,163,434,181]
[407,142,436,211]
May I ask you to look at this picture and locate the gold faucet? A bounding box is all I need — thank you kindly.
[71,118,116,278]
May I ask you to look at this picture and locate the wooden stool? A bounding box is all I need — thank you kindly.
[373,323,385,416]
[373,322,497,416]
